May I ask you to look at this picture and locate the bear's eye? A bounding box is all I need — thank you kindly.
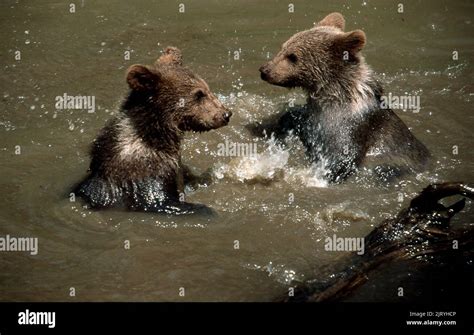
[287,53,298,63]
[194,90,206,101]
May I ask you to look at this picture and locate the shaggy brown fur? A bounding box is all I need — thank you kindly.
[259,13,430,182]
[74,47,232,214]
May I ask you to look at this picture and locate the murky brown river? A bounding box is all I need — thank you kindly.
[0,0,473,301]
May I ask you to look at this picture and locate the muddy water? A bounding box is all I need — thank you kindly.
[0,0,473,301]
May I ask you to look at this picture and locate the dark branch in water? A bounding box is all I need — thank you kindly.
[278,182,474,302]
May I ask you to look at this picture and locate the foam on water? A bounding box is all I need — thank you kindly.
[211,91,331,187]
[213,136,288,183]
[211,131,331,188]
[284,160,330,188]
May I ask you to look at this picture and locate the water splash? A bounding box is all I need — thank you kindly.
[213,136,289,183]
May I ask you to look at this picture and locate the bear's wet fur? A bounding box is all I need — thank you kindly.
[74,47,232,214]
[258,12,430,183]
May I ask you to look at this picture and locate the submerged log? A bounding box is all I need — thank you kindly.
[279,182,474,302]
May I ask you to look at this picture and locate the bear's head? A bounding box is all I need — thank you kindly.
[126,47,232,133]
[259,12,366,90]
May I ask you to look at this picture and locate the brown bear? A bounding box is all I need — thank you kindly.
[74,47,232,214]
[259,12,430,183]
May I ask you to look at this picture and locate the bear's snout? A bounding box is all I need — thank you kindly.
[223,110,232,123]
[259,64,270,81]
[209,108,232,129]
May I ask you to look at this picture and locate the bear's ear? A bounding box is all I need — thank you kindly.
[334,30,366,55]
[126,65,159,91]
[317,12,345,30]
[155,46,183,66]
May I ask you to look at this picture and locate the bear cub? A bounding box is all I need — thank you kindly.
[259,12,430,182]
[74,47,232,214]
